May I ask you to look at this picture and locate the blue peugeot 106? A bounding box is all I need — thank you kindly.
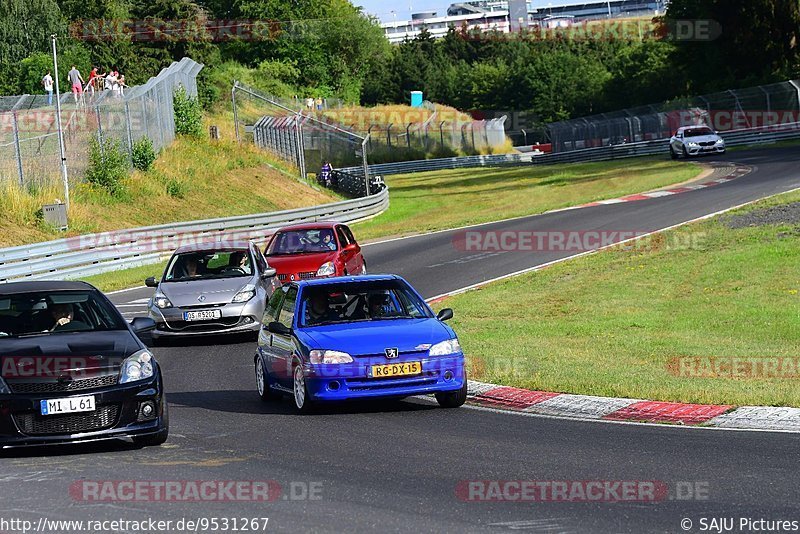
[254,275,467,413]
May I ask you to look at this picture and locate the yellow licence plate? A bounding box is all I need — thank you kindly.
[371,362,422,378]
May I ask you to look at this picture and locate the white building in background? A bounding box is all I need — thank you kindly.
[380,0,668,43]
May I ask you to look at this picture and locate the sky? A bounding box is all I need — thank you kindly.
[353,1,454,22]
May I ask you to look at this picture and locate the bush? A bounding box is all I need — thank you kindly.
[173,86,204,138]
[85,137,129,197]
[165,178,188,199]
[131,137,156,171]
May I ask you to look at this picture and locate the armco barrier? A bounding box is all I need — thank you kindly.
[0,189,389,283]
[534,121,800,165]
[340,153,535,177]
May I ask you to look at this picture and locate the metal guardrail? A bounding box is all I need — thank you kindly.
[340,153,535,177]
[531,122,800,165]
[0,189,389,283]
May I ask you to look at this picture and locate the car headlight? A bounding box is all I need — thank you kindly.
[309,350,353,364]
[232,284,256,303]
[687,142,699,147]
[120,349,155,384]
[429,339,461,356]
[0,376,10,394]
[317,262,336,277]
[716,139,725,145]
[153,293,173,309]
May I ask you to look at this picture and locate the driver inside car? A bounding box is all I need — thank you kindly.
[44,303,89,332]
[227,251,249,272]
[306,292,339,325]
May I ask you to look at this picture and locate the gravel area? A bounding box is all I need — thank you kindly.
[725,201,800,229]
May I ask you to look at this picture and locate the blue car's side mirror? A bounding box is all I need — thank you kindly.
[437,308,454,322]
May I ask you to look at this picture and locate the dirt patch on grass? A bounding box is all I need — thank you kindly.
[725,202,800,229]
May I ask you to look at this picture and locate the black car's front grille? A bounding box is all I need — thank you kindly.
[8,374,118,394]
[14,404,120,435]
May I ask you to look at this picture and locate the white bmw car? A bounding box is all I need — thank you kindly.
[670,126,726,159]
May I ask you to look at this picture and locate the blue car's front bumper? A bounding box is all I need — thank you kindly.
[301,354,466,402]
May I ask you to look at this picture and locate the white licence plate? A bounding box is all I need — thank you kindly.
[184,310,222,322]
[40,395,96,416]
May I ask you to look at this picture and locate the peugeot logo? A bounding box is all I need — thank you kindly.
[57,374,73,385]
[197,295,206,302]
[385,348,399,359]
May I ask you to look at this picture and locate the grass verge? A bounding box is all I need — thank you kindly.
[433,190,800,407]
[0,109,339,248]
[354,157,703,241]
[82,261,169,294]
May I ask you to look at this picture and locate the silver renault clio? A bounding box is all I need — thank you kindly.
[146,241,277,341]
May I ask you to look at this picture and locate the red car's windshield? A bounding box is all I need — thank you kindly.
[267,229,338,256]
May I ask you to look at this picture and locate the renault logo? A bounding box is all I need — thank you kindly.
[385,348,399,359]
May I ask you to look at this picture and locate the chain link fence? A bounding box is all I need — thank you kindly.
[0,57,203,190]
[548,79,800,153]
[235,82,372,197]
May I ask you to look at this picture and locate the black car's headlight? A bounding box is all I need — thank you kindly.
[0,376,10,394]
[429,339,461,356]
[120,349,155,384]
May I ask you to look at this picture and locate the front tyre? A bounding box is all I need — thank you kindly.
[293,363,315,414]
[670,146,678,160]
[256,357,280,401]
[435,377,467,408]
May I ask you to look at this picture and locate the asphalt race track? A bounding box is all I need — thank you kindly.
[3,146,800,533]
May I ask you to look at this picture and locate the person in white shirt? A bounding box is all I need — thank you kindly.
[42,72,54,106]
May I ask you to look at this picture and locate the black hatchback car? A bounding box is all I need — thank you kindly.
[0,281,168,448]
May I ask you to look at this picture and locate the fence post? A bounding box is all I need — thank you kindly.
[124,102,135,157]
[362,135,370,197]
[11,111,24,187]
[440,121,446,148]
[232,82,241,142]
[95,105,105,158]
[406,123,412,149]
[387,124,393,148]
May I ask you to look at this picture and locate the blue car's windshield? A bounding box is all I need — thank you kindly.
[298,280,433,327]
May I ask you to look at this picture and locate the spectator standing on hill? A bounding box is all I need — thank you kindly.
[67,66,84,104]
[306,97,314,110]
[316,97,323,111]
[104,70,117,91]
[42,71,53,106]
[116,75,127,96]
[87,67,105,94]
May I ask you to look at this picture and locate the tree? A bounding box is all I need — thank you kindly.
[0,0,66,94]
[665,0,800,92]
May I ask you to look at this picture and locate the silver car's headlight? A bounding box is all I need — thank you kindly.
[0,376,10,394]
[429,339,461,356]
[232,284,256,303]
[716,139,725,145]
[317,262,336,277]
[687,142,699,147]
[309,350,353,364]
[120,349,155,384]
[153,292,173,309]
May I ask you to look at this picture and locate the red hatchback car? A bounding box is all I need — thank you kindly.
[264,222,367,283]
